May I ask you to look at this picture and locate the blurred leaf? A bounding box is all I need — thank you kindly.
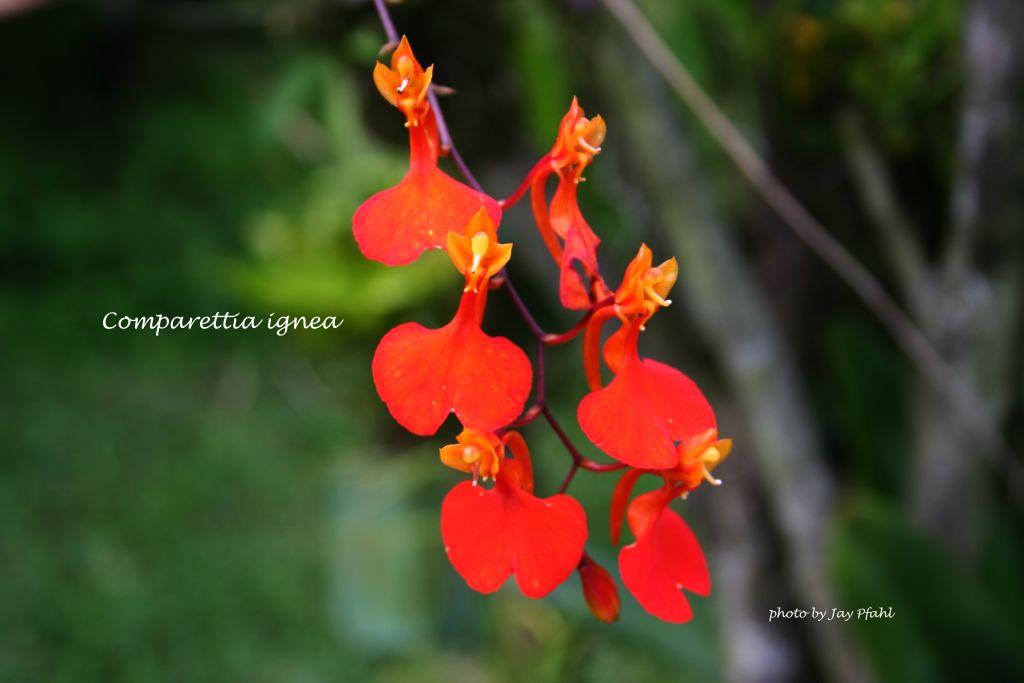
[822,317,907,497]
[833,495,1024,683]
[509,0,571,146]
[328,453,441,652]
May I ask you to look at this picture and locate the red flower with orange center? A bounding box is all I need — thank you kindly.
[501,98,608,309]
[441,431,587,598]
[354,37,501,266]
[578,245,716,469]
[354,16,732,628]
[371,210,530,435]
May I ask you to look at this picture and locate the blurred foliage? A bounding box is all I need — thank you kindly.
[834,496,1024,683]
[1,0,1019,682]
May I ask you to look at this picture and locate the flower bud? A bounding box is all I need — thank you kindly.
[578,555,620,623]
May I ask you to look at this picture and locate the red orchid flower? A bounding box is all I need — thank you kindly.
[353,20,733,627]
[617,485,710,623]
[372,210,531,435]
[353,36,501,266]
[578,245,716,469]
[441,430,588,598]
[501,98,608,309]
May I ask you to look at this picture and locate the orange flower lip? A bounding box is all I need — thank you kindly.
[445,208,513,293]
[373,35,434,127]
[550,97,607,180]
[440,427,504,481]
[613,244,678,329]
[371,287,532,436]
[664,428,733,491]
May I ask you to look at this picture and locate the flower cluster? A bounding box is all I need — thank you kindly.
[354,37,731,624]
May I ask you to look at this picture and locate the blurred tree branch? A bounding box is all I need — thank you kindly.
[599,0,1016,482]
[837,110,932,319]
[909,0,1024,552]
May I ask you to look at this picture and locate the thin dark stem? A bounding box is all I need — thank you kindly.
[535,337,546,403]
[542,296,614,345]
[499,155,551,208]
[543,406,584,461]
[372,0,398,44]
[501,274,546,338]
[559,462,580,494]
[507,403,543,428]
[426,88,484,192]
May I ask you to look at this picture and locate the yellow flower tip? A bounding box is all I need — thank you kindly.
[469,231,490,273]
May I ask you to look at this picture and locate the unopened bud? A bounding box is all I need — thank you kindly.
[578,555,620,623]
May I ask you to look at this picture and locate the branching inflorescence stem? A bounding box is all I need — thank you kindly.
[371,0,623,493]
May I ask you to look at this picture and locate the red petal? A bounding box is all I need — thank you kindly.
[372,294,531,435]
[550,180,600,310]
[618,506,710,623]
[353,128,501,266]
[625,487,673,539]
[501,431,534,494]
[578,352,715,469]
[441,479,588,598]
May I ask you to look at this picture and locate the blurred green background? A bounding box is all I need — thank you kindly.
[2,1,1022,682]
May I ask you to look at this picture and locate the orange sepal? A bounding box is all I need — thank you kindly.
[446,208,512,292]
[373,35,434,127]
